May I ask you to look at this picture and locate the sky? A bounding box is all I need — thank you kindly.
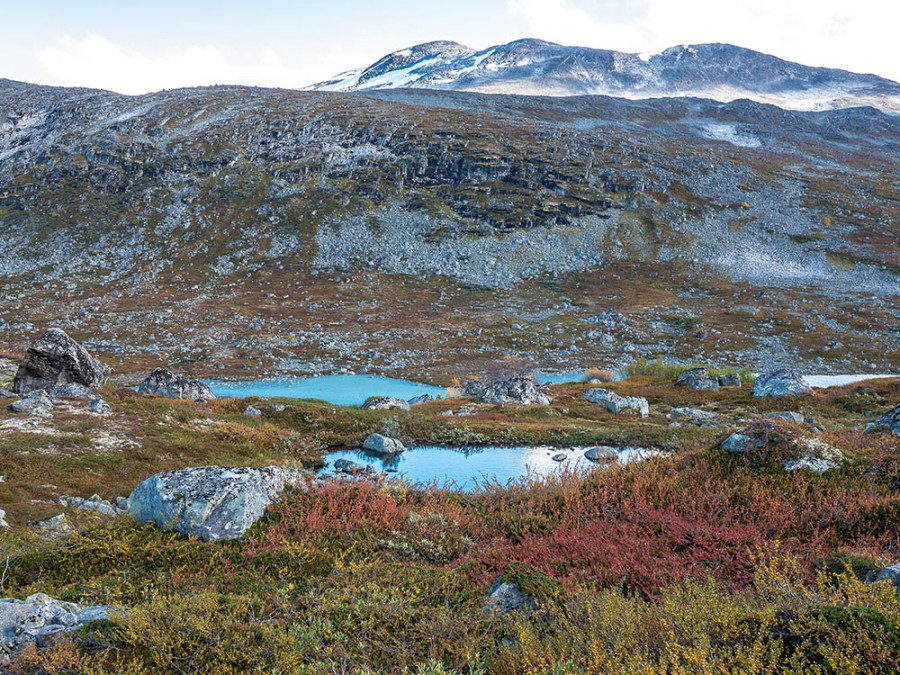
[1,0,897,95]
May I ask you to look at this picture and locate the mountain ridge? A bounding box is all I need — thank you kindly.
[308,39,900,113]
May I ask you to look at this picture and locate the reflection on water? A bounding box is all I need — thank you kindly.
[321,444,661,491]
[804,374,896,388]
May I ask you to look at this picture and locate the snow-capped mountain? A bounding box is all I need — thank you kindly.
[308,39,900,113]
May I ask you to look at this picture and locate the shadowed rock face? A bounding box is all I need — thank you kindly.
[128,465,305,542]
[12,329,111,395]
[137,367,216,401]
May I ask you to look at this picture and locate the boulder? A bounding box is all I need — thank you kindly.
[7,390,53,415]
[333,459,367,474]
[12,329,111,395]
[407,394,433,405]
[721,432,751,452]
[718,373,742,388]
[461,379,487,397]
[48,382,95,398]
[721,424,843,472]
[583,388,649,417]
[752,369,812,397]
[89,397,111,414]
[479,377,549,406]
[869,403,900,435]
[128,466,305,541]
[137,368,216,401]
[767,411,805,424]
[485,580,536,614]
[584,446,618,462]
[362,433,406,455]
[551,453,567,462]
[362,396,411,411]
[676,367,719,391]
[0,388,14,399]
[876,564,900,591]
[245,405,262,417]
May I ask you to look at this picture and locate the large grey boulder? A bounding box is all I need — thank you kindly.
[137,368,216,401]
[128,466,305,541]
[752,369,812,397]
[676,367,719,391]
[12,329,111,395]
[869,403,900,435]
[584,446,618,462]
[0,593,112,651]
[362,396,411,411]
[583,388,649,417]
[7,390,53,415]
[362,433,406,455]
[479,377,549,406]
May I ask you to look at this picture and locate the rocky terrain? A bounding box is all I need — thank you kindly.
[311,39,900,113]
[0,80,898,381]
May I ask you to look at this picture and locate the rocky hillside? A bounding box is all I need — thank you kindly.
[0,80,898,380]
[311,39,900,113]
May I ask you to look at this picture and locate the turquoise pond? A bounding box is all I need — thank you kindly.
[319,445,660,491]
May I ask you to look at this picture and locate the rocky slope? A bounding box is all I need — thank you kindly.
[0,80,898,380]
[310,39,900,113]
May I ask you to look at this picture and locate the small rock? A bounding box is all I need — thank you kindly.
[8,390,54,415]
[362,433,406,455]
[669,407,717,420]
[334,459,366,474]
[584,446,618,462]
[48,382,96,398]
[407,394,433,405]
[485,580,536,614]
[676,367,719,391]
[362,396,411,411]
[551,453,567,462]
[767,411,805,424]
[876,564,900,591]
[721,432,751,452]
[717,373,742,388]
[270,403,286,412]
[868,403,900,435]
[583,388,649,417]
[245,405,262,417]
[89,397,112,414]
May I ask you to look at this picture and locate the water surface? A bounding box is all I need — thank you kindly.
[320,444,660,491]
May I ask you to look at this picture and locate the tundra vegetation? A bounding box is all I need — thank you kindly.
[0,368,898,673]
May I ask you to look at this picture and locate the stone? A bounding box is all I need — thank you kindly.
[551,453,567,462]
[721,432,752,452]
[485,580,536,614]
[12,329,111,395]
[48,382,95,398]
[0,510,8,529]
[361,396,411,411]
[137,368,216,401]
[784,457,839,473]
[584,446,618,462]
[718,373,742,388]
[0,594,112,651]
[676,367,719,391]
[114,496,129,510]
[270,403,286,412]
[461,379,487,397]
[245,405,262,417]
[89,397,112,414]
[876,564,900,591]
[479,377,549,406]
[767,411,805,424]
[669,407,717,420]
[752,369,812,397]
[583,388,649,417]
[334,459,367,474]
[128,465,305,542]
[869,403,900,435]
[7,390,53,415]
[0,388,14,399]
[407,394,433,405]
[362,433,406,455]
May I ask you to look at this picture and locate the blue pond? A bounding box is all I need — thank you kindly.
[321,445,659,491]
[205,374,448,407]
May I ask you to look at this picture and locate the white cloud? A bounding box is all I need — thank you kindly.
[507,0,900,81]
[31,34,370,95]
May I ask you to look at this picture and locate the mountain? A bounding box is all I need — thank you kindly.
[309,39,900,113]
[0,79,898,381]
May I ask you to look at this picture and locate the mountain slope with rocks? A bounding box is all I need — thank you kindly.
[310,39,900,113]
[0,79,898,380]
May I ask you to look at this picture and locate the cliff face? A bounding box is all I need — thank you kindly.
[0,83,898,379]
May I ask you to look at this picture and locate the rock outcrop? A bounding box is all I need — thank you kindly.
[128,466,305,541]
[485,579,536,614]
[583,388,649,417]
[0,593,113,651]
[362,433,406,455]
[752,369,812,397]
[362,396,411,411]
[12,329,111,395]
[479,377,549,406]
[137,368,216,401]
